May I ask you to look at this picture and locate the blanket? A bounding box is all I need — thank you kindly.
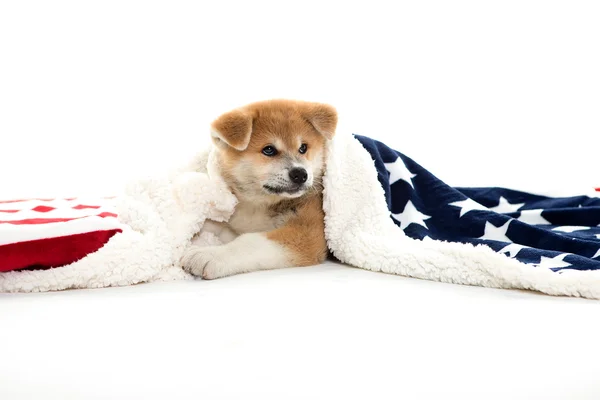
[0,150,237,292]
[354,135,600,271]
[324,134,600,299]
[2,132,600,299]
[0,197,125,273]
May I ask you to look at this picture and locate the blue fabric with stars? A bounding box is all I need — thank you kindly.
[354,135,600,272]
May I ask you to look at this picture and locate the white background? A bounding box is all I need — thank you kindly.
[1,0,598,199]
[1,1,600,400]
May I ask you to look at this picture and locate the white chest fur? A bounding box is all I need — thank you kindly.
[227,201,292,234]
[193,200,293,247]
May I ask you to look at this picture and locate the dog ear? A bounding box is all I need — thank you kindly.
[303,103,338,140]
[210,109,253,151]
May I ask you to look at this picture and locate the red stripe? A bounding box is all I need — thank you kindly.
[595,187,600,192]
[32,205,55,213]
[0,198,56,204]
[0,229,121,272]
[0,212,118,225]
[72,204,101,210]
[0,210,19,213]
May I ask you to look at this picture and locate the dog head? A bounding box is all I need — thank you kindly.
[210,99,337,202]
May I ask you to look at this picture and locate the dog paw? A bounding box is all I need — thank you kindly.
[180,246,231,280]
[181,246,214,276]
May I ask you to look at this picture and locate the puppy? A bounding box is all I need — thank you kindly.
[181,99,337,279]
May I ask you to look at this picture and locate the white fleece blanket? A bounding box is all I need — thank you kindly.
[2,133,600,299]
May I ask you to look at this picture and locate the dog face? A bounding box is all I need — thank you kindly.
[210,99,337,202]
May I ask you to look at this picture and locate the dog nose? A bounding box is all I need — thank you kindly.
[289,168,308,184]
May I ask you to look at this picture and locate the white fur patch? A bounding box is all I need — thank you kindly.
[182,232,291,279]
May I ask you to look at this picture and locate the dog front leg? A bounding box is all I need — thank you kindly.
[181,232,294,279]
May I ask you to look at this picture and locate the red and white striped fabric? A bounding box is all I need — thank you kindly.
[0,197,125,272]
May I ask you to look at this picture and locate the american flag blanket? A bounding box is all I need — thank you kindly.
[0,197,125,273]
[354,135,600,273]
[0,150,238,293]
[323,133,600,300]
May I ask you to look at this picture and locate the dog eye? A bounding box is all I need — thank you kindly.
[299,144,308,154]
[262,146,278,157]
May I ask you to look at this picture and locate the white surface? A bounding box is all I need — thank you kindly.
[1,1,600,399]
[1,261,599,400]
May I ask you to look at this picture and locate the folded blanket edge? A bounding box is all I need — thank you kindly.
[323,133,600,300]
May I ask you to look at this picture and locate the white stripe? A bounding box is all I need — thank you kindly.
[0,205,118,222]
[0,197,116,211]
[499,187,600,198]
[0,216,128,246]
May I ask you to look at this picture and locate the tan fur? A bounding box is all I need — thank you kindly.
[211,99,337,152]
[266,193,328,266]
[211,109,253,151]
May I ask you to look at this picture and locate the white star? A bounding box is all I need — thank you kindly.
[552,226,590,233]
[384,157,416,188]
[392,200,430,230]
[535,253,571,269]
[592,248,600,259]
[596,234,600,239]
[517,209,550,225]
[479,220,512,243]
[449,198,487,217]
[489,196,525,213]
[499,243,526,258]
